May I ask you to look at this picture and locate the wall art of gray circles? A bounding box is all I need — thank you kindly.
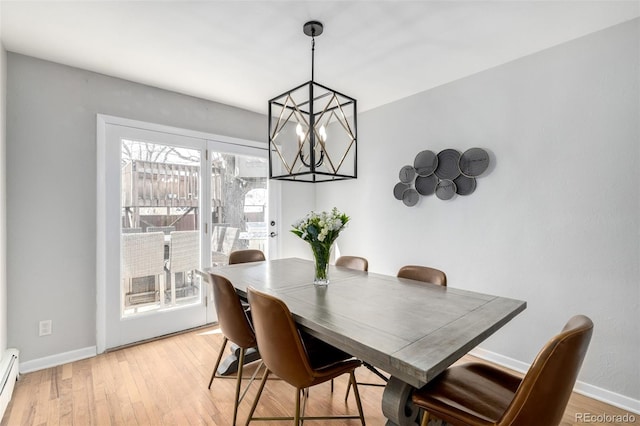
[459,147,490,177]
[414,150,438,176]
[393,182,410,200]
[415,174,438,196]
[402,188,420,207]
[435,179,457,200]
[453,174,476,195]
[435,149,461,180]
[399,165,416,183]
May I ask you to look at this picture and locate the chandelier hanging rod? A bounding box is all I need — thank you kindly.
[303,21,323,82]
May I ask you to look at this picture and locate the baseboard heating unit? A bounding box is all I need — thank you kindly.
[0,349,19,419]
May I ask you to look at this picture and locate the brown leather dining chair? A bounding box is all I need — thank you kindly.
[228,249,266,265]
[245,287,366,425]
[412,315,594,426]
[207,273,262,426]
[335,255,369,272]
[397,265,447,286]
[228,249,265,311]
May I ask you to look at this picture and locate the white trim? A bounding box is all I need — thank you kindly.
[97,114,267,151]
[96,115,107,354]
[471,348,640,415]
[19,346,97,374]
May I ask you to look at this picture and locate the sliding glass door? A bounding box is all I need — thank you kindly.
[98,117,272,351]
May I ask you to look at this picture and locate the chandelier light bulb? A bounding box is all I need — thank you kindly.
[296,123,306,143]
[319,125,327,143]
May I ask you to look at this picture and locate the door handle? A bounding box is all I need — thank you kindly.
[270,232,278,238]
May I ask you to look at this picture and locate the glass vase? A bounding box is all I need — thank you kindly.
[310,242,331,285]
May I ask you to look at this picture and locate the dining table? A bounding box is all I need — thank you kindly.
[202,257,526,426]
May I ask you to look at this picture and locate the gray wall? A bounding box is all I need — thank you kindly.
[313,19,639,399]
[6,54,266,362]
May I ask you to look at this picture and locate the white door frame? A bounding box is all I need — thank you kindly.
[96,114,271,353]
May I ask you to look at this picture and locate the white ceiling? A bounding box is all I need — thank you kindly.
[1,1,638,114]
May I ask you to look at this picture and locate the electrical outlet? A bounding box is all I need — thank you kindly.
[39,320,52,336]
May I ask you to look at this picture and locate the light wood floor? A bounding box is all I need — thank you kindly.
[2,326,637,425]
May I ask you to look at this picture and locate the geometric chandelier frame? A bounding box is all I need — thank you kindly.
[268,21,357,183]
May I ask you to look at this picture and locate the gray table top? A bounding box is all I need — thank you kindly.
[203,257,526,388]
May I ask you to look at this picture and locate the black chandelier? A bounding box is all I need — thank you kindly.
[268,21,357,183]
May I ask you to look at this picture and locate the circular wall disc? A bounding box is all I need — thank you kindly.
[435,149,461,180]
[415,174,438,196]
[402,188,420,207]
[393,182,410,200]
[399,165,416,183]
[459,147,490,177]
[454,175,476,196]
[435,179,456,200]
[414,150,438,177]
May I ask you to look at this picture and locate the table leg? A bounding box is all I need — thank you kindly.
[382,376,421,426]
[216,344,261,375]
[382,378,449,426]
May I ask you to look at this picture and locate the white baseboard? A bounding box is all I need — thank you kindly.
[470,348,640,415]
[19,346,97,374]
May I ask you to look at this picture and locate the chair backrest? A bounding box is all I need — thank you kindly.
[209,274,257,349]
[121,232,165,279]
[247,287,316,389]
[397,265,447,286]
[499,315,593,426]
[335,256,368,272]
[229,249,266,265]
[169,231,199,273]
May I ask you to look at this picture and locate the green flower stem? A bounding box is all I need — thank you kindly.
[311,242,331,283]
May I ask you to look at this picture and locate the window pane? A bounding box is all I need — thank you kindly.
[121,139,201,317]
[211,153,268,265]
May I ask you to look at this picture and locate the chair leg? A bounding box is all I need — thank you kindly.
[348,371,366,426]
[344,376,353,401]
[420,411,430,426]
[232,348,246,426]
[294,388,301,426]
[300,388,309,425]
[238,361,264,403]
[245,368,270,425]
[346,363,387,400]
[208,336,229,389]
